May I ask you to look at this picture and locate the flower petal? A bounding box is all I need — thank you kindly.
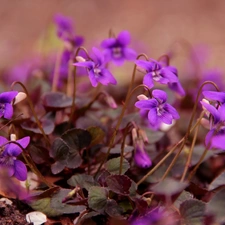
[201,101,220,124]
[0,136,8,146]
[3,103,13,119]
[88,70,98,87]
[92,47,104,66]
[135,60,152,71]
[0,91,18,103]
[203,91,225,104]
[17,136,30,149]
[164,103,180,120]
[152,90,167,103]
[101,38,116,48]
[135,99,158,109]
[211,135,225,150]
[143,73,154,88]
[148,108,158,127]
[124,48,137,61]
[13,160,27,181]
[168,81,186,96]
[117,30,131,46]
[73,61,94,69]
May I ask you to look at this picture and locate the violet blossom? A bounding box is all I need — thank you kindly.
[135,59,185,96]
[54,14,84,47]
[201,100,225,149]
[132,128,151,168]
[74,47,117,87]
[0,136,30,181]
[135,90,180,129]
[0,91,18,119]
[101,30,137,65]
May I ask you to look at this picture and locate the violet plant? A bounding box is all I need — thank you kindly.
[1,14,225,225]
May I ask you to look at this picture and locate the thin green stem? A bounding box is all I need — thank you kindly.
[180,112,204,181]
[69,46,91,125]
[187,147,208,181]
[11,82,50,146]
[124,53,149,104]
[119,123,133,175]
[52,46,64,92]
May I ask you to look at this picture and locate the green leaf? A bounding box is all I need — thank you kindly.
[180,199,206,225]
[106,175,132,196]
[208,170,225,191]
[88,186,108,212]
[87,126,105,146]
[174,191,193,209]
[29,197,60,217]
[28,187,86,217]
[143,128,164,143]
[191,145,215,166]
[105,199,124,218]
[105,157,130,175]
[151,178,188,196]
[206,188,225,222]
[50,188,86,214]
[67,174,99,191]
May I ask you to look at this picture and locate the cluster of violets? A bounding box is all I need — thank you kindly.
[1,13,225,224]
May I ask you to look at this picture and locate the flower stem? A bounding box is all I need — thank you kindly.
[119,123,133,175]
[52,46,64,92]
[11,82,50,146]
[69,46,91,125]
[180,111,204,181]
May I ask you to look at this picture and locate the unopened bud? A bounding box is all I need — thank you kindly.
[137,94,148,101]
[10,134,17,141]
[14,92,27,105]
[105,95,117,109]
[76,56,86,62]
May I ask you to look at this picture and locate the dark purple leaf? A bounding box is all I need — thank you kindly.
[106,175,132,196]
[42,92,73,110]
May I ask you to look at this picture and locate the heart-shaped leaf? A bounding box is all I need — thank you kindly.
[67,174,99,191]
[105,157,130,175]
[106,175,132,196]
[88,186,108,213]
[180,199,206,225]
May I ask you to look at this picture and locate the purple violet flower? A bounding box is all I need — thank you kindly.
[0,136,30,181]
[0,91,18,119]
[201,100,225,149]
[135,59,185,96]
[134,145,152,168]
[135,90,180,129]
[132,128,151,168]
[74,47,117,87]
[101,30,137,65]
[54,14,84,47]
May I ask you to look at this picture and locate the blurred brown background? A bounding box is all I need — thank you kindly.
[0,0,225,75]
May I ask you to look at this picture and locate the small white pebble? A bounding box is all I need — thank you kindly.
[26,211,47,225]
